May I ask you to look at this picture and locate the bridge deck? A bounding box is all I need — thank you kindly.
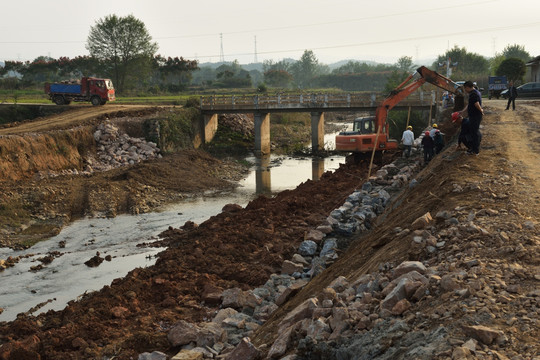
[200,92,437,113]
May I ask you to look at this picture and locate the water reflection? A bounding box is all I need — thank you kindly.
[312,158,325,181]
[0,152,346,321]
[255,155,272,195]
[250,154,344,195]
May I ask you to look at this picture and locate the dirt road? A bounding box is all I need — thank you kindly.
[0,104,160,135]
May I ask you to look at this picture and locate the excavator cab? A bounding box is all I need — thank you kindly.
[338,117,375,136]
[353,117,375,134]
[336,116,396,152]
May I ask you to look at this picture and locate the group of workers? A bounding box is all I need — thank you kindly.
[401,124,444,164]
[401,80,484,163]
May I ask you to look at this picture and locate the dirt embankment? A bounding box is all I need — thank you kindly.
[0,106,247,248]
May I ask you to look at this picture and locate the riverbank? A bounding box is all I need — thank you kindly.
[1,100,538,359]
[0,106,343,248]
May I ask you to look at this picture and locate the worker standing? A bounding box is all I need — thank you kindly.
[421,131,435,164]
[505,80,518,111]
[463,81,484,155]
[401,125,415,158]
[429,123,438,139]
[434,129,444,154]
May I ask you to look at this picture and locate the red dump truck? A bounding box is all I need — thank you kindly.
[44,77,116,106]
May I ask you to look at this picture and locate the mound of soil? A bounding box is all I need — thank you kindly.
[0,156,382,359]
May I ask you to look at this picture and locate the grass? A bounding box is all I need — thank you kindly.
[0,87,359,106]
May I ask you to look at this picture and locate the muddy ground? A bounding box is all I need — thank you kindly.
[0,105,249,248]
[0,100,539,359]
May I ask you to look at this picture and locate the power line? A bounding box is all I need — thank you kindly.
[0,0,498,45]
[190,21,540,59]
[153,0,498,40]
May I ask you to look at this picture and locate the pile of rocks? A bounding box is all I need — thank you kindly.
[36,121,162,179]
[139,150,429,360]
[89,121,161,172]
[218,114,254,137]
[139,132,538,360]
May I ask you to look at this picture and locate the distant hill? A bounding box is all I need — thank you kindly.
[199,58,393,72]
[197,58,435,72]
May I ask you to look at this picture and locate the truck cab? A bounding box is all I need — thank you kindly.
[83,77,116,105]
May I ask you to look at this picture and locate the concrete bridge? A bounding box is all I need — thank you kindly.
[198,92,438,155]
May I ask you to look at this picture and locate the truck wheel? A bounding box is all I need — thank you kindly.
[91,96,101,106]
[54,95,65,105]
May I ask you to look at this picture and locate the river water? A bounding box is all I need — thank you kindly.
[0,132,347,322]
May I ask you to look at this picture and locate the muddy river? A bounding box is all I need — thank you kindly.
[0,141,347,321]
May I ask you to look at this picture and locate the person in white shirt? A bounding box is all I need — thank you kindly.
[401,125,415,158]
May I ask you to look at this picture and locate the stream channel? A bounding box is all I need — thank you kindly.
[0,132,348,322]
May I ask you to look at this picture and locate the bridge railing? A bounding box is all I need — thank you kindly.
[200,92,436,111]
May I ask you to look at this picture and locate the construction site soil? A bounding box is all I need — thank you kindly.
[0,100,539,360]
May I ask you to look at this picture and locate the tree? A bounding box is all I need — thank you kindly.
[396,56,415,72]
[154,55,199,91]
[489,54,506,75]
[213,60,252,88]
[384,70,409,93]
[290,50,325,88]
[86,14,158,93]
[502,44,531,63]
[433,46,489,79]
[263,59,293,73]
[496,58,526,82]
[264,69,293,88]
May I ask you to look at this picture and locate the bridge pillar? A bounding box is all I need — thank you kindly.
[311,112,325,153]
[254,112,271,156]
[203,113,218,143]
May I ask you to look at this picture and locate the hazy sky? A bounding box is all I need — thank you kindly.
[1,0,539,65]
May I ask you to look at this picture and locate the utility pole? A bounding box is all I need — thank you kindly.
[254,36,258,64]
[219,33,225,63]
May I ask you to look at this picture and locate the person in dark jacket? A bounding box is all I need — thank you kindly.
[505,80,518,110]
[434,129,444,154]
[421,131,434,164]
[464,80,484,155]
[452,111,481,153]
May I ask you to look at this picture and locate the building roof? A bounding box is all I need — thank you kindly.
[525,55,540,66]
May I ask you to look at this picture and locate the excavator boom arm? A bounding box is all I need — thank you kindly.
[375,66,464,132]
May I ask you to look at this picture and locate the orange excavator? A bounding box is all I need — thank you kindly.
[335,66,464,155]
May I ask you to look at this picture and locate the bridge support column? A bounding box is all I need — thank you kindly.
[311,112,325,153]
[203,113,218,143]
[254,112,271,156]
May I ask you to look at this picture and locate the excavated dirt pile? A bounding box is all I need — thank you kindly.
[0,156,380,359]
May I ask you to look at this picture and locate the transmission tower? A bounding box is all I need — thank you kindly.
[219,33,225,63]
[254,36,258,63]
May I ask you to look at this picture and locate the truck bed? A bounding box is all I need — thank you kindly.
[49,83,81,94]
